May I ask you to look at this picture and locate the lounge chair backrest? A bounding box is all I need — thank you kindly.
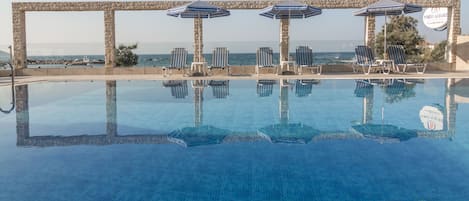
[355,45,375,65]
[256,47,274,67]
[169,48,188,68]
[211,47,229,68]
[387,45,406,65]
[296,46,314,66]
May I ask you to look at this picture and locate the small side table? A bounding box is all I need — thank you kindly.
[376,59,395,74]
[191,61,208,76]
[279,60,296,74]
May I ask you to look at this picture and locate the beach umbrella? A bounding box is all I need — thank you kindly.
[259,1,322,63]
[353,0,422,58]
[167,1,230,67]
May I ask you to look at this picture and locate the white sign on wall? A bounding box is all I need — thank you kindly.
[423,8,448,31]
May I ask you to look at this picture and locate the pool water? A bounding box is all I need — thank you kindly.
[1,78,469,201]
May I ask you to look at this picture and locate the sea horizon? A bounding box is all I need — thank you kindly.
[1,40,363,56]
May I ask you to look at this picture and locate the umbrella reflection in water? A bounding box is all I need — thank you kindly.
[258,79,321,144]
[167,80,233,147]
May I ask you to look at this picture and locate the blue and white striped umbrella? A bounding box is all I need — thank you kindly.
[167,1,230,18]
[260,1,322,19]
[353,0,422,16]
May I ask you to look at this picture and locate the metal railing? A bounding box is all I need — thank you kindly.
[0,62,15,114]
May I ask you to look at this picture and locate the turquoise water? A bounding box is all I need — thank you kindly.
[1,79,469,200]
[26,52,355,68]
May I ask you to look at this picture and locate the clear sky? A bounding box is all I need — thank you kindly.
[1,0,468,54]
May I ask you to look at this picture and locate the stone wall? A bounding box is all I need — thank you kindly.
[12,1,455,11]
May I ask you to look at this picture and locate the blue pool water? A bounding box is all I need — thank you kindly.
[1,79,469,200]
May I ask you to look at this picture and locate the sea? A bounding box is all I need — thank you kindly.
[1,41,361,68]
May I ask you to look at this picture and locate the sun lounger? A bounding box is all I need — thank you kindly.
[295,46,322,75]
[256,47,275,75]
[387,45,426,74]
[164,48,188,76]
[354,45,387,75]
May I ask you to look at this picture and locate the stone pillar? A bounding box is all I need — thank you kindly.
[104,10,116,69]
[193,81,204,127]
[364,15,375,49]
[194,18,204,63]
[279,18,290,62]
[362,95,373,124]
[16,85,29,145]
[279,81,289,125]
[445,78,456,137]
[106,81,117,137]
[446,1,461,69]
[12,8,27,70]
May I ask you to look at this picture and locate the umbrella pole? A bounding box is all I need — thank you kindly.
[280,18,290,74]
[384,14,388,59]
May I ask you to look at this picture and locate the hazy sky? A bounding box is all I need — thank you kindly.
[1,0,468,54]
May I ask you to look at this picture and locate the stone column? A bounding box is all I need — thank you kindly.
[106,81,117,137]
[104,10,116,69]
[12,8,27,70]
[279,18,290,62]
[16,85,29,145]
[445,78,456,137]
[364,15,375,49]
[279,81,289,125]
[446,1,461,70]
[193,80,204,127]
[194,18,204,63]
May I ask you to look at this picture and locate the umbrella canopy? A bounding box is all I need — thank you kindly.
[168,125,232,147]
[260,1,322,19]
[352,124,418,142]
[353,0,422,16]
[258,123,322,144]
[167,1,230,18]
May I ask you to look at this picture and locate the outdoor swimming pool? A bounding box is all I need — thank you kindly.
[1,78,469,200]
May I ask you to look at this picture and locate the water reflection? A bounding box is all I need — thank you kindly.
[162,80,189,99]
[11,78,462,148]
[257,80,276,97]
[258,80,321,144]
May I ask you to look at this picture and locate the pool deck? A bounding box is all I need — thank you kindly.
[2,70,469,86]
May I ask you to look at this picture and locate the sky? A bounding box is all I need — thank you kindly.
[0,0,468,55]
